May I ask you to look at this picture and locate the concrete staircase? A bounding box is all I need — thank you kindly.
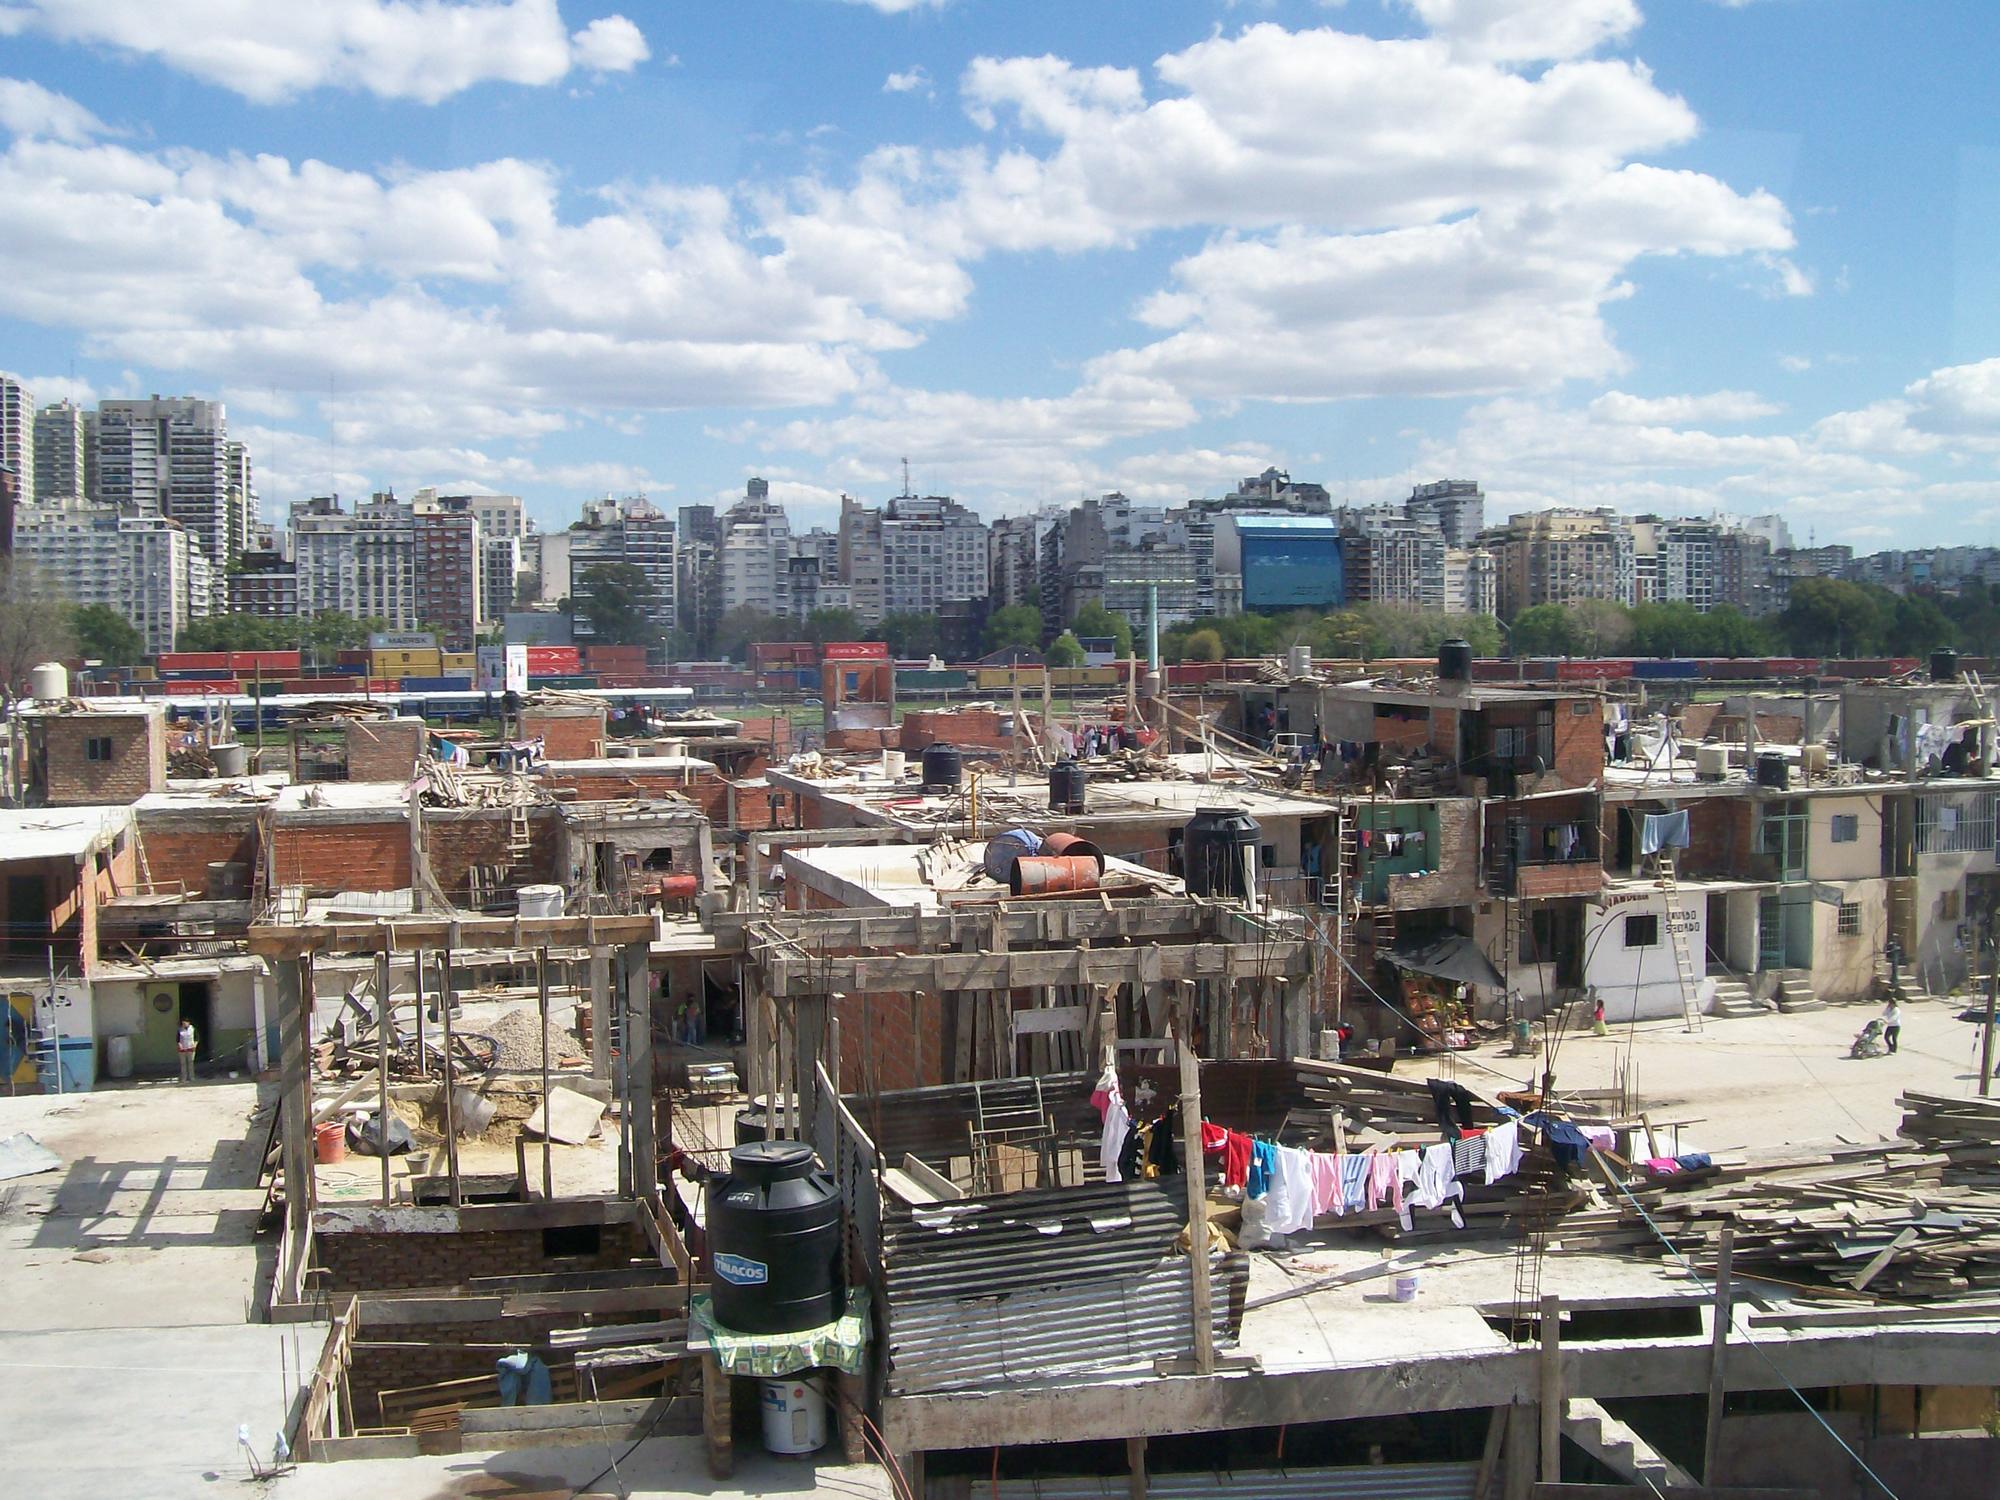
[1773,969,1826,1013]
[1708,968,1774,1020]
[1562,1396,1697,1493]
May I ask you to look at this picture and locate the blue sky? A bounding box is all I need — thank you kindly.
[2,0,1998,546]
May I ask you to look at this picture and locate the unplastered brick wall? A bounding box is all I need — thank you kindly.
[424,809,559,893]
[1550,697,1605,786]
[135,813,257,894]
[834,987,940,1093]
[348,1314,574,1414]
[39,712,165,805]
[270,816,410,891]
[521,708,606,761]
[345,718,426,783]
[314,1221,647,1298]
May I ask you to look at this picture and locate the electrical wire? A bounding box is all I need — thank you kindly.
[1602,1169,1905,1500]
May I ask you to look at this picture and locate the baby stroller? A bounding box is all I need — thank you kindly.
[1850,1018,1887,1059]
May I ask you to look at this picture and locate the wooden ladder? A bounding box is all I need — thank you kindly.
[1655,851,1704,1032]
[507,803,532,864]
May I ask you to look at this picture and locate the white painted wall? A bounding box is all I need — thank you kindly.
[1805,794,1882,883]
[1584,888,1716,1022]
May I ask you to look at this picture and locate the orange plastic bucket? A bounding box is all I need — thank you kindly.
[315,1121,347,1163]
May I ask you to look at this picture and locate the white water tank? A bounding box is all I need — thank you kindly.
[760,1375,827,1455]
[1287,644,1313,679]
[517,884,564,918]
[29,661,67,701]
[1695,744,1731,781]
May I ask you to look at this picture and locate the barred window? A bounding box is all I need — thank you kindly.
[1916,790,2000,855]
[1838,902,1861,936]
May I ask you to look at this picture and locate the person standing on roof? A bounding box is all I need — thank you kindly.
[177,1018,199,1083]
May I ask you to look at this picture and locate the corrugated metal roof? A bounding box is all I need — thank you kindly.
[883,1177,1190,1305]
[887,1253,1248,1395]
[990,1464,1477,1500]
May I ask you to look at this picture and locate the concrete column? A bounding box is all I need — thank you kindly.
[274,955,312,1306]
[620,941,658,1206]
[589,946,612,1081]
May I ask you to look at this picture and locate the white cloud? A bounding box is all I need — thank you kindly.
[1778,353,1813,373]
[570,14,649,72]
[0,78,111,142]
[1589,390,1782,425]
[1398,0,1642,63]
[5,0,647,105]
[883,66,932,95]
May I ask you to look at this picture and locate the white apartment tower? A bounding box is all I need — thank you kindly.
[14,501,200,655]
[720,479,793,616]
[96,396,241,569]
[291,495,361,619]
[0,374,32,502]
[34,400,86,502]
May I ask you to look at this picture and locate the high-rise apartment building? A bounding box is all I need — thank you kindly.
[414,507,483,649]
[292,495,359,619]
[33,400,84,502]
[1632,517,1722,612]
[1405,480,1485,549]
[1715,528,1776,616]
[720,480,793,617]
[227,549,299,620]
[1338,504,1448,610]
[567,495,675,643]
[840,493,988,625]
[0,375,32,506]
[226,439,256,556]
[676,504,723,649]
[353,492,418,627]
[14,501,201,654]
[96,396,243,569]
[414,488,523,627]
[989,511,1062,617]
[1490,508,1637,618]
[1445,547,1498,617]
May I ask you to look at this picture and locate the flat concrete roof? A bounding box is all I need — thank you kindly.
[546,754,717,774]
[0,804,132,862]
[784,839,1180,911]
[273,780,415,812]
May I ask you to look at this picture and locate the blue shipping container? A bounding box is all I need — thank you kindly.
[399,675,474,691]
[1631,659,1699,680]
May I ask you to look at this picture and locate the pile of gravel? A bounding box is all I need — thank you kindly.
[485,1005,585,1071]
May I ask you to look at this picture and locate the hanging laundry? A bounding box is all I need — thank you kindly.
[1092,1070,1131,1184]
[1403,830,1425,851]
[1579,1125,1617,1153]
[1483,1120,1523,1185]
[1640,810,1691,854]
[1118,1120,1148,1181]
[1396,1151,1425,1231]
[1426,1078,1478,1141]
[1341,1151,1372,1212]
[1148,1108,1180,1177]
[1246,1139,1279,1199]
[1213,1129,1252,1190]
[1200,1121,1229,1156]
[1264,1145,1318,1235]
[1365,1150,1398,1211]
[1310,1153,1343,1218]
[1411,1142,1466,1214]
[1451,1132,1486,1177]
[1522,1112,1594,1169]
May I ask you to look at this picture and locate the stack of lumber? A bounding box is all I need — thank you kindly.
[1899,1090,2000,1185]
[1607,1139,2000,1300]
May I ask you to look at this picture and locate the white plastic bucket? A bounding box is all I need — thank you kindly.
[883,749,906,780]
[1395,1272,1421,1303]
[760,1375,828,1455]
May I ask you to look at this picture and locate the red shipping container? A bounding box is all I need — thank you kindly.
[526,645,582,674]
[1555,660,1633,680]
[227,650,302,673]
[821,640,888,661]
[175,679,242,695]
[157,651,230,671]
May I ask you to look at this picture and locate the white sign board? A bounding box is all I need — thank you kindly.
[476,643,528,694]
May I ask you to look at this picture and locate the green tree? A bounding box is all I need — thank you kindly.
[1628,601,1707,658]
[0,559,76,704]
[1776,577,1885,658]
[1068,600,1134,658]
[803,607,871,647]
[882,611,945,658]
[1885,592,1957,657]
[67,604,144,666]
[715,606,790,661]
[569,562,662,648]
[1507,603,1579,657]
[1567,598,1633,655]
[178,614,289,651]
[1044,630,1085,668]
[1701,605,1769,658]
[983,604,1044,654]
[1179,627,1224,663]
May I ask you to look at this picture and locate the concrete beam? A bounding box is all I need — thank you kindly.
[248,914,656,958]
[878,1322,2000,1452]
[713,899,1290,956]
[763,940,1312,997]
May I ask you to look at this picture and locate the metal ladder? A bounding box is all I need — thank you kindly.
[1654,851,1704,1032]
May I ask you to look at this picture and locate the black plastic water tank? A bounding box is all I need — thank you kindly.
[921,742,963,793]
[1182,806,1260,898]
[1932,649,1960,683]
[1755,751,1789,790]
[708,1141,844,1334]
[1049,758,1088,813]
[1438,639,1474,682]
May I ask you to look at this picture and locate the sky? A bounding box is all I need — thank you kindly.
[3,0,1999,546]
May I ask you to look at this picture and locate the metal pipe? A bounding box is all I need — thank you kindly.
[538,944,553,1200]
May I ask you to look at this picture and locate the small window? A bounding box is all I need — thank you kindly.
[1830,814,1859,844]
[1624,914,1660,948]
[1838,902,1861,936]
[85,736,113,761]
[1260,843,1277,869]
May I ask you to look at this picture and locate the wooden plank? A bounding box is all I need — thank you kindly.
[1847,1227,1918,1291]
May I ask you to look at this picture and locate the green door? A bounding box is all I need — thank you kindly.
[1758,896,1785,972]
[135,986,181,1073]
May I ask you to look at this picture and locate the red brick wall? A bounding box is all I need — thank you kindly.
[901,709,1009,752]
[314,1221,645,1296]
[542,767,708,803]
[270,818,411,891]
[1371,706,1434,756]
[1551,697,1605,785]
[1428,706,1460,760]
[834,988,940,1093]
[345,719,425,783]
[1683,798,1754,879]
[522,709,605,760]
[424,811,559,893]
[136,817,257,893]
[41,714,164,805]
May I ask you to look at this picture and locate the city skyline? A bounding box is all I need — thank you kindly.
[1,2,1998,542]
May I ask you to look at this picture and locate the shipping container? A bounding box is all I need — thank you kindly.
[1554,659,1633,681]
[399,675,474,691]
[895,668,971,693]
[1631,658,1699,680]
[156,651,231,672]
[821,640,889,662]
[229,650,303,673]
